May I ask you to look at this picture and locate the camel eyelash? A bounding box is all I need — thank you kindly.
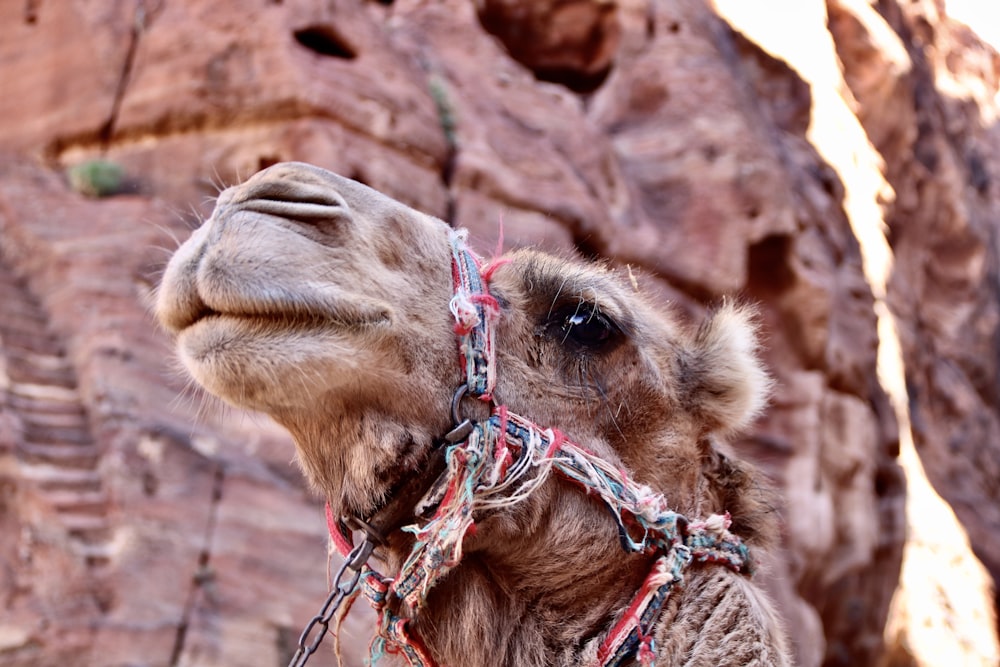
[543,302,623,351]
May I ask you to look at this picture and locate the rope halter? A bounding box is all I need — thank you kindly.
[330,229,753,667]
[449,228,502,401]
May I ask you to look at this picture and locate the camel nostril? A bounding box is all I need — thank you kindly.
[232,174,351,224]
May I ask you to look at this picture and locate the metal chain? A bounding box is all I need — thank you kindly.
[287,538,376,667]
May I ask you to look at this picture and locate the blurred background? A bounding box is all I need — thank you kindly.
[1,1,999,665]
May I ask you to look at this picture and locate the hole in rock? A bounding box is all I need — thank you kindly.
[746,234,795,295]
[475,3,616,94]
[533,66,612,95]
[24,0,39,24]
[257,155,281,171]
[347,169,370,186]
[293,25,357,60]
[573,233,604,262]
[874,465,903,499]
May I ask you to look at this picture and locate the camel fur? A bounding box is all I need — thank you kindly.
[156,162,791,666]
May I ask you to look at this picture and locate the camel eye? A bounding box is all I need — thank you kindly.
[556,306,618,349]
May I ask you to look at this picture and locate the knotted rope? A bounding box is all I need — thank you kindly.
[449,228,502,401]
[328,230,751,667]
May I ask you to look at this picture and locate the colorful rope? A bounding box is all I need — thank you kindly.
[331,407,750,667]
[449,229,500,401]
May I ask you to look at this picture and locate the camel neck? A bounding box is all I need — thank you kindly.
[327,408,752,667]
[412,483,653,667]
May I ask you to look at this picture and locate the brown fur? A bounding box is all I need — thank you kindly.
[156,162,791,666]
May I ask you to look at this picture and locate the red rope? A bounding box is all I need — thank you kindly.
[325,501,354,558]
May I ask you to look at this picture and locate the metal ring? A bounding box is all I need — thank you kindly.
[342,514,386,546]
[443,385,474,444]
[450,384,469,425]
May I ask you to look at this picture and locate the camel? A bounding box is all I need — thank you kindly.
[156,162,791,666]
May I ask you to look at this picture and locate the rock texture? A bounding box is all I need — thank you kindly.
[0,160,378,666]
[833,0,1000,603]
[0,0,997,665]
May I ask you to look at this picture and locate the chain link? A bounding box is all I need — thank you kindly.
[287,538,376,667]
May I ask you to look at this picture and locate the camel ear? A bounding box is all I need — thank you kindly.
[682,303,771,436]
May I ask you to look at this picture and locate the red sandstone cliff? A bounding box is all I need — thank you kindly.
[1,1,997,665]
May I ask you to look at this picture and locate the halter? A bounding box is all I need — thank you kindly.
[329,230,752,667]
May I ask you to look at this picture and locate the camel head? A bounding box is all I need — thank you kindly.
[156,161,772,537]
[156,163,783,665]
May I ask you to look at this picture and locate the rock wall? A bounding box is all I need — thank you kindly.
[0,1,997,665]
[835,0,1000,603]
